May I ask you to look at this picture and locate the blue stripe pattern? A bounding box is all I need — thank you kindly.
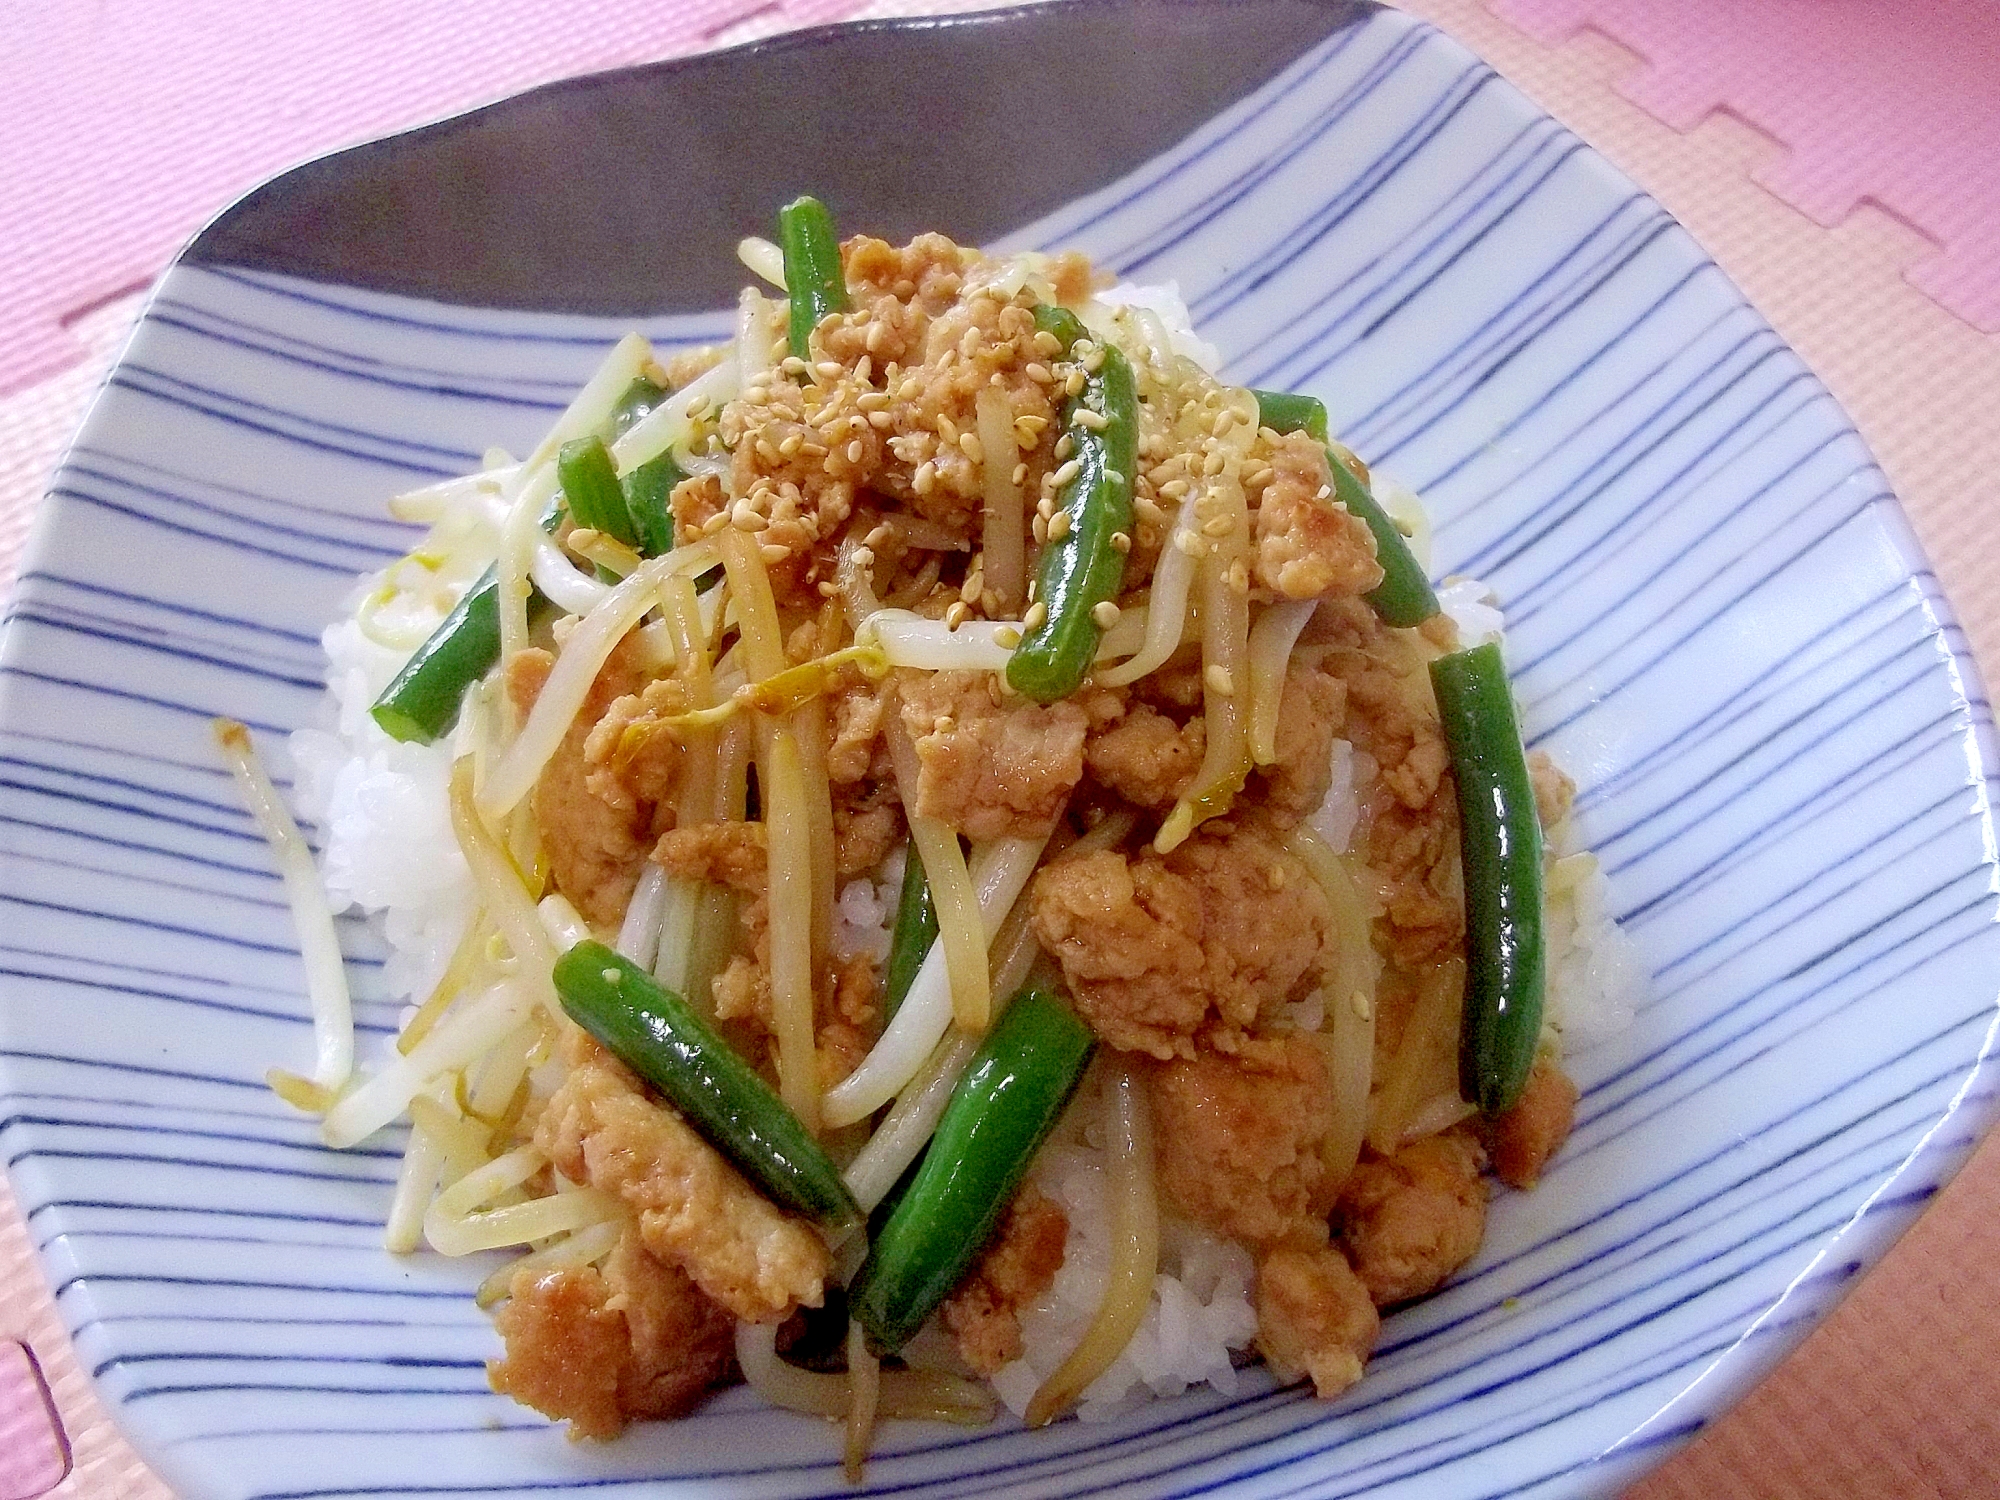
[1,10,1995,1500]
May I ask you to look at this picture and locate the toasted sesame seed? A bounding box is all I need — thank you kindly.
[1065,370,1087,397]
[865,523,893,548]
[1225,558,1250,594]
[959,431,983,463]
[1074,407,1109,432]
[960,573,984,606]
[945,601,970,629]
[1205,664,1235,696]
[731,501,768,532]
[1032,513,1048,545]
[1026,362,1055,384]
[1174,529,1204,557]
[817,580,840,597]
[1102,469,1124,487]
[1083,348,1106,374]
[866,320,889,353]
[1032,330,1063,357]
[913,461,936,496]
[815,360,844,380]
[701,512,730,537]
[1011,461,1029,486]
[1049,459,1082,490]
[846,439,865,463]
[857,390,890,411]
[1202,451,1227,477]
[868,410,893,430]
[1054,434,1075,461]
[1091,600,1121,629]
[898,376,922,401]
[992,625,1022,648]
[760,542,790,564]
[1351,990,1373,1022]
[1201,514,1233,538]
[853,355,873,385]
[781,356,808,376]
[1110,530,1132,554]
[1023,600,1049,632]
[1159,478,1191,500]
[1047,510,1074,542]
[1135,496,1167,525]
[777,432,804,458]
[1242,463,1274,489]
[937,413,959,445]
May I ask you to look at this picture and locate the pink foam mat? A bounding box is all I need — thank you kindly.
[0,0,873,398]
[1491,0,2000,333]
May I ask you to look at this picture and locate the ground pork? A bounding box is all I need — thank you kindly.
[898,669,1087,840]
[1528,749,1576,832]
[1254,661,1348,825]
[487,1226,735,1439]
[1483,1057,1578,1190]
[535,1028,828,1322]
[1030,825,1332,1059]
[1251,432,1383,600]
[1085,700,1202,808]
[941,1185,1070,1376]
[1147,1034,1337,1251]
[1254,1244,1380,1400]
[1336,1126,1487,1307]
[583,676,688,817]
[507,641,652,929]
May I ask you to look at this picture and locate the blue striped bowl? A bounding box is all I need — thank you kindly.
[3,3,1995,1497]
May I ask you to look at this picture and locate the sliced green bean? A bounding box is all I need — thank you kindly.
[1252,388,1438,628]
[555,940,862,1233]
[557,435,638,549]
[370,567,503,744]
[1250,388,1328,443]
[1005,306,1136,703]
[849,988,1094,1354]
[623,450,686,557]
[609,375,667,439]
[1429,642,1544,1115]
[882,844,938,1023]
[779,196,848,360]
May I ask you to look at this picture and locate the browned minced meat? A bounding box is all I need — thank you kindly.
[941,1185,1070,1375]
[1483,1057,1578,1190]
[1255,661,1349,825]
[505,639,655,930]
[1030,825,1331,1059]
[584,676,689,817]
[1252,433,1383,601]
[1147,1034,1337,1251]
[1528,749,1576,833]
[535,1028,828,1322]
[487,1226,735,1439]
[1336,1127,1487,1307]
[1254,1245,1380,1400]
[654,819,768,894]
[1085,699,1202,809]
[897,669,1087,841]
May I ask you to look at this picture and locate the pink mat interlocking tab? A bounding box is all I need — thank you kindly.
[0,0,887,398]
[0,1341,68,1500]
[1489,0,2000,333]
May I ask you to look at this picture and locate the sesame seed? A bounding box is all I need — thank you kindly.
[992,625,1022,648]
[853,355,873,385]
[865,523,893,548]
[866,321,889,353]
[857,390,890,411]
[1065,370,1087,397]
[1047,510,1074,542]
[1205,664,1235,696]
[869,410,893,430]
[1032,330,1063,357]
[1202,450,1227,477]
[960,573,984,605]
[1012,462,1029,486]
[847,439,866,463]
[1135,496,1166,525]
[701,512,730,537]
[1032,513,1048,545]
[777,432,804,458]
[1091,600,1121,629]
[1037,496,1056,520]
[1210,408,1238,437]
[913,461,936,496]
[1083,348,1106,374]
[1054,434,1075,461]
[1159,479,1191,500]
[1026,362,1055,385]
[1174,529,1204,557]
[760,542,790,564]
[1242,463,1274,489]
[781,356,809,376]
[959,431,983,463]
[1023,600,1049,632]
[817,580,839,597]
[1049,459,1082,490]
[898,377,922,401]
[815,360,844,380]
[1351,990,1373,1022]
[1315,484,1332,501]
[1225,558,1250,595]
[1268,864,1287,890]
[1110,531,1132,554]
[1102,469,1124,487]
[732,501,768,532]
[945,601,970,629]
[937,413,959,444]
[1201,515,1233,538]
[1074,407,1109,432]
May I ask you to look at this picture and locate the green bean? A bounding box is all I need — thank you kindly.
[1250,388,1328,443]
[1251,388,1438,628]
[555,941,862,1233]
[881,845,938,1023]
[370,567,502,744]
[623,450,686,557]
[849,988,1094,1354]
[1005,307,1136,703]
[1429,642,1544,1114]
[609,375,667,438]
[557,435,638,549]
[779,196,848,360]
